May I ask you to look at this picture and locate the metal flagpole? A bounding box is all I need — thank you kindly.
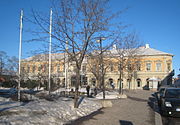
[18,10,23,101]
[65,40,68,89]
[48,8,52,95]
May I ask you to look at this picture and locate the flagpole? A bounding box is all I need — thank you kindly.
[65,40,68,89]
[18,10,23,101]
[48,8,52,95]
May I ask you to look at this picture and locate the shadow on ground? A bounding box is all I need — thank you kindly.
[0,101,29,113]
[65,108,104,125]
[119,120,133,125]
[147,93,160,114]
[127,95,147,102]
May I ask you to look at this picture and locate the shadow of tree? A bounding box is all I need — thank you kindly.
[119,120,133,125]
[127,95,147,102]
[65,108,104,125]
[0,102,29,112]
[147,93,160,114]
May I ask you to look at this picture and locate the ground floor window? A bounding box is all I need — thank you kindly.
[146,78,149,87]
[137,78,141,87]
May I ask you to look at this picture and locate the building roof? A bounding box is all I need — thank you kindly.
[23,44,173,62]
[111,44,173,57]
[22,53,65,62]
[135,46,173,56]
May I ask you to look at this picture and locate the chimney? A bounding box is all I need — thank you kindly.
[112,44,117,50]
[145,44,150,48]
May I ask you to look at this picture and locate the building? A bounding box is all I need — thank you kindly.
[21,44,173,90]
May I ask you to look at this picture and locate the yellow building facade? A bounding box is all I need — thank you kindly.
[21,44,173,90]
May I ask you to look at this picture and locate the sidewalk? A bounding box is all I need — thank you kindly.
[71,90,160,125]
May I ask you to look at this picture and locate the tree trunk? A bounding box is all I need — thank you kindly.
[74,69,80,108]
[102,77,105,99]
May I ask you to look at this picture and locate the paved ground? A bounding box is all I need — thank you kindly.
[72,89,156,125]
[162,116,180,125]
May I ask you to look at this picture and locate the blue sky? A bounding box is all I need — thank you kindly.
[0,0,180,75]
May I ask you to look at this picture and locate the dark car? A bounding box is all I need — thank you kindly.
[155,86,170,107]
[159,88,180,117]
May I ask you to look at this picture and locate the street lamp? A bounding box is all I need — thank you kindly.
[119,54,124,95]
[96,37,105,99]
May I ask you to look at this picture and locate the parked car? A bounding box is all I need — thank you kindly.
[159,88,180,117]
[155,85,171,107]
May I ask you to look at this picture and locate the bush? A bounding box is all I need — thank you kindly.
[26,80,39,89]
[2,80,18,88]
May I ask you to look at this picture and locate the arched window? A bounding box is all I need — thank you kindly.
[91,78,96,85]
[137,78,141,87]
[146,78,149,87]
[109,78,113,84]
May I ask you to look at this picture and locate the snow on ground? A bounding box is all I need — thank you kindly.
[0,87,125,125]
[95,90,127,99]
[0,97,102,125]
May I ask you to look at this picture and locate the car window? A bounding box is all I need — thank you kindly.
[165,89,180,98]
[159,88,165,94]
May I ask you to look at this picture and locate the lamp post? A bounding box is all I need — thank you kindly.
[97,37,105,99]
[119,54,125,95]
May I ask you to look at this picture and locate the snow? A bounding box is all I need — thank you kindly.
[0,87,125,125]
[0,96,102,125]
[95,91,126,99]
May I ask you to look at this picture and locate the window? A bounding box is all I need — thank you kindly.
[63,63,65,72]
[21,67,25,72]
[38,65,42,72]
[93,64,96,72]
[27,65,30,73]
[136,63,141,71]
[118,64,122,71]
[146,63,151,71]
[82,65,86,72]
[32,65,36,73]
[137,79,141,87]
[127,64,132,71]
[57,64,60,73]
[156,63,161,71]
[110,64,113,72]
[167,63,171,71]
[43,64,48,73]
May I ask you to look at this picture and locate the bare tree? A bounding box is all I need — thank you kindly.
[115,33,141,93]
[28,0,124,108]
[7,56,18,76]
[87,38,114,99]
[0,51,8,75]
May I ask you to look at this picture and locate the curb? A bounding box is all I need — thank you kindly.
[154,101,163,125]
[155,111,162,125]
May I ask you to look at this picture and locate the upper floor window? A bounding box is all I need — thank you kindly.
[43,64,48,73]
[63,63,65,72]
[38,65,42,72]
[57,64,60,73]
[27,65,30,73]
[21,66,25,72]
[110,64,114,72]
[146,63,151,71]
[93,64,96,72]
[82,65,86,72]
[136,62,141,71]
[127,64,132,71]
[32,65,36,73]
[167,63,171,71]
[156,63,161,71]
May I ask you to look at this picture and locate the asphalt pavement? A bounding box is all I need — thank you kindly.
[72,89,159,125]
